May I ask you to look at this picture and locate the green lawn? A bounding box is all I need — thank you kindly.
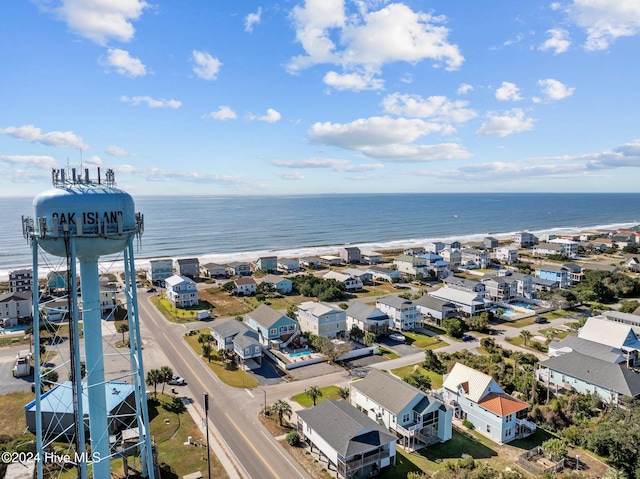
[378,347,399,360]
[291,386,344,407]
[184,329,258,388]
[504,336,548,353]
[151,295,210,323]
[391,364,444,390]
[420,324,446,335]
[400,331,446,349]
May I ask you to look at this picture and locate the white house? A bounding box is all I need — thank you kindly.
[442,363,535,444]
[0,291,32,328]
[200,263,227,278]
[360,250,383,265]
[577,317,640,366]
[375,296,419,331]
[147,258,173,284]
[495,246,519,265]
[297,400,397,479]
[234,277,257,296]
[297,301,347,338]
[460,248,491,269]
[323,271,363,292]
[164,275,198,308]
[350,369,452,451]
[226,262,252,276]
[277,258,301,273]
[413,296,458,325]
[393,255,427,277]
[368,266,401,283]
[514,232,538,248]
[428,287,488,316]
[548,238,578,257]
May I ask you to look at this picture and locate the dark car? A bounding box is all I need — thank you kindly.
[462,334,474,342]
[534,316,548,324]
[147,287,157,293]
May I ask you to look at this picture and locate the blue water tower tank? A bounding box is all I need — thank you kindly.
[32,168,140,258]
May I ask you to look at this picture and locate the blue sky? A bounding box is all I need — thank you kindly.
[1,0,640,196]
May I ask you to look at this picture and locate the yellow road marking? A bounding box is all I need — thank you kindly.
[225,412,280,479]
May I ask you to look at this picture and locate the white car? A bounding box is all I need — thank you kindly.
[389,333,406,342]
[168,376,185,386]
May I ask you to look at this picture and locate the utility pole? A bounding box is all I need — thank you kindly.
[204,393,211,479]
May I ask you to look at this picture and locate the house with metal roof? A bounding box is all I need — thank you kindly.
[428,287,488,316]
[349,369,452,451]
[412,295,457,325]
[297,301,347,338]
[209,317,262,366]
[345,303,389,337]
[245,304,298,347]
[296,400,397,479]
[577,317,640,366]
[537,352,640,404]
[442,363,535,444]
[375,296,419,331]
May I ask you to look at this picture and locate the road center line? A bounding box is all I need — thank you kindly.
[225,412,280,479]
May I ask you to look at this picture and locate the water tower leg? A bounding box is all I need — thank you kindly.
[80,258,110,478]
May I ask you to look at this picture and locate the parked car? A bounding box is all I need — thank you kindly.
[462,334,474,342]
[168,375,185,386]
[534,316,548,324]
[147,287,157,293]
[389,333,406,342]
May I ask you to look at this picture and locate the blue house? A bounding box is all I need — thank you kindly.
[245,304,298,347]
[537,264,571,288]
[255,256,277,272]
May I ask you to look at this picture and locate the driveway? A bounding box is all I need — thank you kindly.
[377,336,423,356]
[247,356,287,386]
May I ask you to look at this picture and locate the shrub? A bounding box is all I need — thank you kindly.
[462,419,474,430]
[286,430,300,446]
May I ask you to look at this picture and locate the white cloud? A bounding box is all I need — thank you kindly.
[270,157,383,172]
[308,116,448,150]
[0,154,58,169]
[457,83,473,95]
[276,171,305,180]
[192,50,222,80]
[539,28,571,54]
[359,143,472,163]
[209,106,237,121]
[0,124,89,150]
[538,79,575,100]
[287,1,463,77]
[114,165,253,187]
[105,145,135,157]
[495,82,523,101]
[382,93,477,123]
[476,108,535,137]
[566,0,640,51]
[84,155,103,165]
[257,108,282,123]
[120,96,182,108]
[323,71,384,91]
[51,0,148,45]
[245,7,262,32]
[103,48,146,77]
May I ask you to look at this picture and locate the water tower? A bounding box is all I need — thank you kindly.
[22,168,155,479]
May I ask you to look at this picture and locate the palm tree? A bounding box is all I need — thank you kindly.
[520,330,532,346]
[160,365,174,394]
[202,343,212,362]
[363,332,377,346]
[305,386,323,406]
[270,399,292,427]
[512,352,521,381]
[337,387,350,400]
[146,369,162,398]
[117,322,129,345]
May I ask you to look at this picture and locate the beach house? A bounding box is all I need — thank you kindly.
[368,266,401,283]
[345,303,389,337]
[209,317,262,367]
[8,269,33,293]
[147,258,174,284]
[413,296,458,325]
[260,274,293,294]
[296,301,347,338]
[175,258,200,277]
[234,277,257,296]
[226,262,252,277]
[200,262,227,278]
[339,246,361,264]
[255,256,277,272]
[360,250,382,265]
[277,258,300,273]
[323,271,363,292]
[375,296,419,331]
[459,248,491,269]
[296,400,397,479]
[165,274,198,308]
[495,246,519,265]
[245,304,299,348]
[442,363,535,444]
[393,255,427,277]
[0,291,32,328]
[350,369,452,451]
[514,232,538,248]
[428,287,488,316]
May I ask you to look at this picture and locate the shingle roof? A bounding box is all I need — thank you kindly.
[478,392,529,417]
[579,317,640,350]
[539,351,640,397]
[235,277,256,286]
[210,317,252,338]
[345,302,387,322]
[376,295,413,309]
[297,400,396,457]
[350,369,422,416]
[247,304,290,328]
[549,336,625,363]
[176,258,199,265]
[413,295,456,310]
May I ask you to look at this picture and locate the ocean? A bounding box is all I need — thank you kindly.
[2,193,639,280]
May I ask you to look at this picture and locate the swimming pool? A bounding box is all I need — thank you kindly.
[511,301,534,309]
[290,350,312,358]
[490,307,515,316]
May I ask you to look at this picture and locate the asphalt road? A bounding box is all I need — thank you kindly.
[136,293,311,479]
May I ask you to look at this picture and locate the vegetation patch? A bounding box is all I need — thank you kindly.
[391,364,444,390]
[401,331,446,349]
[291,386,344,408]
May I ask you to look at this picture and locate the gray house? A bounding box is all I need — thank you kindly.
[413,296,457,325]
[175,257,200,277]
[345,302,389,337]
[297,400,397,479]
[339,247,361,264]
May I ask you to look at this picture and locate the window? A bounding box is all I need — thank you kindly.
[486,425,491,433]
[401,413,410,424]
[269,328,277,336]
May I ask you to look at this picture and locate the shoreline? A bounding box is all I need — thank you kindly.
[1,220,636,282]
